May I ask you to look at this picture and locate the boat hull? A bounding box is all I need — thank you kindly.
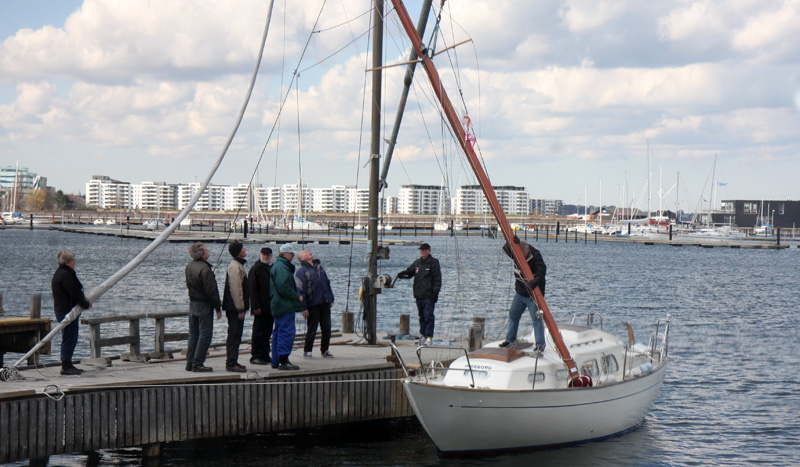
[403,359,667,453]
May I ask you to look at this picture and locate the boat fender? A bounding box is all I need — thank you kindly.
[568,375,593,388]
[629,363,653,377]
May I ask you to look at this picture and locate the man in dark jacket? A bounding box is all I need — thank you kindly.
[185,242,222,372]
[499,237,547,351]
[397,243,441,345]
[295,250,335,358]
[222,242,249,372]
[51,250,92,375]
[248,247,273,365]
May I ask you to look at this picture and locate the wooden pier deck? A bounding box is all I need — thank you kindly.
[0,333,453,464]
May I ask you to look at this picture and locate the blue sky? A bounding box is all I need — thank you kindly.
[1,0,799,211]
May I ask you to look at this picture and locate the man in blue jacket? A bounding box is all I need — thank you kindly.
[295,250,335,358]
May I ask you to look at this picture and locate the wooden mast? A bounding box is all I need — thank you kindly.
[389,0,579,381]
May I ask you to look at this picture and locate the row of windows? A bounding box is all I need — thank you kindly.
[462,354,621,384]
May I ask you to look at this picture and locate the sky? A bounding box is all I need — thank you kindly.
[1,0,799,212]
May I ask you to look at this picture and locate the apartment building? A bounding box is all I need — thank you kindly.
[530,199,564,216]
[397,185,449,215]
[455,185,530,216]
[85,175,131,209]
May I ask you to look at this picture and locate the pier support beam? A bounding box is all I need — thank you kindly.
[142,443,161,458]
[399,313,409,335]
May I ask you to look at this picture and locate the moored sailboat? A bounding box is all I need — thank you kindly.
[380,0,671,453]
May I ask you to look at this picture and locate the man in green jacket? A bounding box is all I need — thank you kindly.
[270,244,304,370]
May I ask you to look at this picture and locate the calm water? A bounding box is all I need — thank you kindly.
[1,228,799,466]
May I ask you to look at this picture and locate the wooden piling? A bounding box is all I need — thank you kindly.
[399,314,410,335]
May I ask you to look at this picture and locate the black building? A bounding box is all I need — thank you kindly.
[705,200,800,229]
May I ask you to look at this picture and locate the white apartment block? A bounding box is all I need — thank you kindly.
[397,185,450,215]
[85,176,484,216]
[530,199,563,216]
[85,175,131,209]
[131,182,177,210]
[455,185,529,216]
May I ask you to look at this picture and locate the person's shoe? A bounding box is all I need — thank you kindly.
[321,350,334,358]
[303,352,313,358]
[185,364,192,372]
[425,337,433,346]
[271,363,279,369]
[226,364,247,372]
[250,358,269,365]
[192,365,213,372]
[499,340,511,348]
[61,366,83,376]
[279,362,300,371]
[534,344,545,352]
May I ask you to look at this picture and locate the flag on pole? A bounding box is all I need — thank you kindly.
[717,182,728,186]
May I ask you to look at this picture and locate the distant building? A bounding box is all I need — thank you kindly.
[85,175,130,209]
[455,185,529,215]
[1,165,47,190]
[397,185,449,215]
[706,200,800,228]
[530,199,564,216]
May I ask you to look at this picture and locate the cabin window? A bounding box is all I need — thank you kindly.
[527,373,545,384]
[602,355,619,373]
[556,369,570,381]
[580,360,599,377]
[463,370,489,380]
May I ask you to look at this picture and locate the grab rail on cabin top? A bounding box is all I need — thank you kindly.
[570,312,604,329]
[414,345,476,388]
[648,315,670,364]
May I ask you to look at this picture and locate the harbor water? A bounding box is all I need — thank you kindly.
[0,228,798,465]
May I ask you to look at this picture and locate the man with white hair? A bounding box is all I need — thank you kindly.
[185,242,222,372]
[270,244,304,370]
[51,250,92,375]
[295,250,335,358]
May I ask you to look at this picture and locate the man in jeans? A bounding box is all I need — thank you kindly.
[185,242,222,372]
[499,237,547,351]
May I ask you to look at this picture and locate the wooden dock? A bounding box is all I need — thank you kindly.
[0,332,453,464]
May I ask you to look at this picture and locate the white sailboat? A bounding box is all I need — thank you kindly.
[380,0,670,454]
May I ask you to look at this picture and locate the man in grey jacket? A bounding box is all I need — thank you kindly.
[185,242,222,372]
[222,242,249,372]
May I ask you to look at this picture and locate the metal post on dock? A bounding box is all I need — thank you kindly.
[399,313,409,335]
[0,291,4,316]
[777,227,781,246]
[555,222,559,242]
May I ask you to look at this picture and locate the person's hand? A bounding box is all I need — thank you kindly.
[238,311,245,321]
[528,278,541,290]
[216,310,222,319]
[432,296,438,304]
[302,310,309,319]
[253,308,262,316]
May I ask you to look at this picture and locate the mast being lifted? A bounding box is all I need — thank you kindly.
[389,0,579,381]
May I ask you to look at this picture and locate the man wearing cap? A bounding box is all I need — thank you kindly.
[222,242,249,372]
[248,247,274,365]
[270,244,304,370]
[397,243,441,345]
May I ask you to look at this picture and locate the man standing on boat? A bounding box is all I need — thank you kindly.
[248,247,274,366]
[270,244,304,370]
[295,250,335,359]
[222,242,249,373]
[397,243,441,345]
[499,237,547,351]
[51,250,92,376]
[185,242,222,372]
